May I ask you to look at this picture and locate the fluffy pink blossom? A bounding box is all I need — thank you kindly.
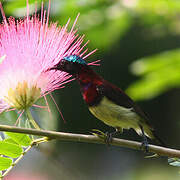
[0,0,96,114]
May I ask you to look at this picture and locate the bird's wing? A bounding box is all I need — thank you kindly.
[96,81,150,123]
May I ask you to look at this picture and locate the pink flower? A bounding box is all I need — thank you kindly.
[0,0,96,114]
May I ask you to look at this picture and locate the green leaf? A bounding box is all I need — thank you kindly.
[126,49,180,100]
[0,157,12,171]
[3,138,18,145]
[5,132,32,147]
[0,141,22,158]
[168,158,180,167]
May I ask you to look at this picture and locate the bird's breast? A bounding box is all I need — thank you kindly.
[81,83,102,106]
[89,96,141,129]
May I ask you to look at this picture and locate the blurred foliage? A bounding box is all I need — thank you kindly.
[126,49,180,100]
[168,158,180,167]
[137,0,180,26]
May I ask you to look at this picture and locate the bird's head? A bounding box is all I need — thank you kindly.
[49,55,87,75]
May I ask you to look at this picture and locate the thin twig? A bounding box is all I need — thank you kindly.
[26,109,40,130]
[0,124,178,158]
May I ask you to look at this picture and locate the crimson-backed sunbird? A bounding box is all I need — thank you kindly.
[50,55,164,149]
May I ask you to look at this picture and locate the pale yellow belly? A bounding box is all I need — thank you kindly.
[89,97,141,132]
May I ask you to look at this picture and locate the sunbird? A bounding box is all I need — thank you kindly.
[49,55,164,149]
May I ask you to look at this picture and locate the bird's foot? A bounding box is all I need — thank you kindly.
[105,130,120,145]
[140,134,158,157]
[139,125,149,153]
[91,129,119,145]
[105,132,113,145]
[141,139,149,153]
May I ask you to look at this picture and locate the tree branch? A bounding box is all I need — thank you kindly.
[0,124,178,158]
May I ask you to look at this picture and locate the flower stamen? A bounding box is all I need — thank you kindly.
[5,81,41,110]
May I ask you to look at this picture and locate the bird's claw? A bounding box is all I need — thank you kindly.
[91,129,113,145]
[144,153,159,158]
[91,129,106,139]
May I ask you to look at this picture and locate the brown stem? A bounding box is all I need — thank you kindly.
[0,124,178,158]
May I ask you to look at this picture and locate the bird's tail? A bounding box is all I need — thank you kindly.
[142,124,166,147]
[152,130,166,147]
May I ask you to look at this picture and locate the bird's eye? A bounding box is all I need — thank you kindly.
[60,59,66,66]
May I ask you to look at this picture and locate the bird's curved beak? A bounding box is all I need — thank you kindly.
[49,65,58,70]
[46,64,59,72]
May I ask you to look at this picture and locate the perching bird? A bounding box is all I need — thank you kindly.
[49,55,164,149]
